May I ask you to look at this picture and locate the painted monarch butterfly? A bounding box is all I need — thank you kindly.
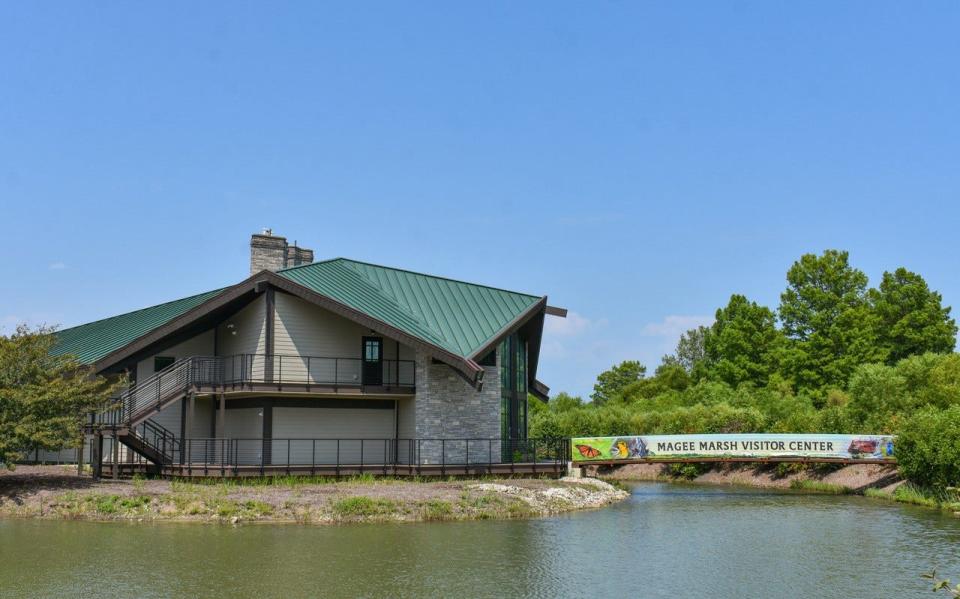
[575,444,601,459]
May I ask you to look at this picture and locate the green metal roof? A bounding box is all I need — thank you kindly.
[52,258,542,366]
[51,289,225,364]
[278,258,542,357]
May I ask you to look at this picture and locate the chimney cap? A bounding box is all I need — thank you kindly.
[262,228,273,236]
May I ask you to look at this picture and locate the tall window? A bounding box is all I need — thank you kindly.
[499,333,528,442]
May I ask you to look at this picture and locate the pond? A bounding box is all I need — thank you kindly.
[3,482,959,598]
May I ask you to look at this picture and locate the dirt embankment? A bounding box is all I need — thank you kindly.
[590,462,904,494]
[0,466,627,524]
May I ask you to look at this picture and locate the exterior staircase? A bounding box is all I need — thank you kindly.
[115,420,181,467]
[90,357,217,469]
[119,357,218,427]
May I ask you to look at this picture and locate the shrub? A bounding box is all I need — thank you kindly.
[896,406,960,490]
[846,363,907,432]
[667,463,706,479]
[923,354,960,409]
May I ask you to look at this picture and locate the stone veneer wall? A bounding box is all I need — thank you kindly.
[413,349,501,464]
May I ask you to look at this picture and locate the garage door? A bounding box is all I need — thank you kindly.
[271,406,395,465]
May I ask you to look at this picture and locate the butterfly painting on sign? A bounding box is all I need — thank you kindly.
[575,444,602,459]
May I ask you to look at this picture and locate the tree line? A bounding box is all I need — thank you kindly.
[531,250,960,491]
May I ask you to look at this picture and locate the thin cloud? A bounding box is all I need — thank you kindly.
[544,310,602,336]
[48,262,67,270]
[641,314,714,354]
[641,315,714,338]
[541,311,608,361]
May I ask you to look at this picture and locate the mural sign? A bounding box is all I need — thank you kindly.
[570,434,895,462]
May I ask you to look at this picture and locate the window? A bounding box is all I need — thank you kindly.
[154,356,175,372]
[498,333,529,443]
[364,339,381,361]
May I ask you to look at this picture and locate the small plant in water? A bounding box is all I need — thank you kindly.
[922,569,960,597]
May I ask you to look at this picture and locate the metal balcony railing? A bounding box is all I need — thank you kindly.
[169,437,570,475]
[91,353,417,429]
[212,354,416,389]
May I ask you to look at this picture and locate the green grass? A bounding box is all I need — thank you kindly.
[330,496,398,517]
[79,494,152,515]
[209,499,274,519]
[865,483,960,513]
[418,500,454,520]
[789,480,854,494]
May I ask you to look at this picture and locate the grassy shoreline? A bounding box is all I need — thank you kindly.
[863,483,960,514]
[0,466,628,525]
[597,462,960,516]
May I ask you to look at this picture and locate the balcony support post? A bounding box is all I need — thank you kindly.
[264,288,275,383]
[112,434,120,479]
[217,392,225,438]
[184,391,195,464]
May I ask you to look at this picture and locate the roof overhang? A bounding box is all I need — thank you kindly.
[92,270,486,386]
[530,379,550,403]
[467,295,550,395]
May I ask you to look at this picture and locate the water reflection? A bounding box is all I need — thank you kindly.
[2,482,958,598]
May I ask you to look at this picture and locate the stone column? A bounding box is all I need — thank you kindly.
[412,350,501,465]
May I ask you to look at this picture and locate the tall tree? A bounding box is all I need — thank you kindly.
[778,250,886,390]
[704,294,783,387]
[0,325,123,466]
[590,360,646,405]
[870,267,957,363]
[662,326,709,377]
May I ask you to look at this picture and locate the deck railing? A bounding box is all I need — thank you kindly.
[213,354,416,389]
[168,437,570,475]
[90,353,416,428]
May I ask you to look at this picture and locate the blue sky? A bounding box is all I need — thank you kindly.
[1,2,958,398]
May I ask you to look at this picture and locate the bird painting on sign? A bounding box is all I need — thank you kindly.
[610,437,647,459]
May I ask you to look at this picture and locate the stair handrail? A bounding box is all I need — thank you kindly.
[119,356,222,425]
[128,419,181,464]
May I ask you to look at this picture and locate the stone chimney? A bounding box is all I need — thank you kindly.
[250,229,313,274]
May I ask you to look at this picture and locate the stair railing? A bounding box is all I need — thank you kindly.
[127,419,181,464]
[119,356,223,426]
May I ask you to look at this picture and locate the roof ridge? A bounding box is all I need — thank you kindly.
[55,288,226,335]
[275,256,343,274]
[337,258,542,299]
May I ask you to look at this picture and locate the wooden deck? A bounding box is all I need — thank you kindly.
[100,461,567,478]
